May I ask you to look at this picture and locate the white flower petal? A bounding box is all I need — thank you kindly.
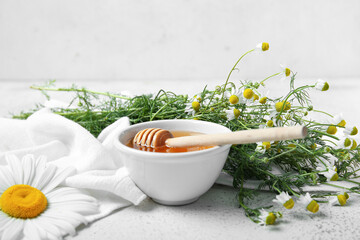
[50,202,99,215]
[33,164,57,191]
[36,213,77,237]
[46,187,91,200]
[22,154,37,186]
[33,218,63,239]
[24,220,42,240]
[0,167,15,191]
[30,156,48,188]
[6,154,24,184]
[41,167,76,194]
[0,212,15,232]
[1,218,24,240]
[30,219,55,240]
[48,190,97,203]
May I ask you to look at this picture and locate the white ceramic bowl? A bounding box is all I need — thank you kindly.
[114,119,231,205]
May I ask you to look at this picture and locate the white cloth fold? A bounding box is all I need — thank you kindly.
[0,109,147,222]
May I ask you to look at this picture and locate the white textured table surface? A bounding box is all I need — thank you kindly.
[1,78,360,240]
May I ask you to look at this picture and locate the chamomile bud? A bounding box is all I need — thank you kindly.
[267,120,274,127]
[259,97,267,104]
[253,94,260,101]
[255,42,270,52]
[273,192,295,209]
[315,79,330,91]
[299,193,319,213]
[275,101,291,112]
[258,209,277,225]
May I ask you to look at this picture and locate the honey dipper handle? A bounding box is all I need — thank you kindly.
[165,126,307,148]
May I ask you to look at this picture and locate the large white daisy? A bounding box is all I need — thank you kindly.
[0,154,99,240]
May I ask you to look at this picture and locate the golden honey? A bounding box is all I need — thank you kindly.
[127,131,214,153]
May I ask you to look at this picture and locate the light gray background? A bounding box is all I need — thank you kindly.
[0,0,359,82]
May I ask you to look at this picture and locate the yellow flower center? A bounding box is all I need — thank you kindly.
[0,184,47,219]
[344,138,351,147]
[311,143,317,150]
[283,198,294,209]
[337,195,347,206]
[243,89,254,100]
[351,140,357,150]
[306,200,319,213]
[275,101,291,112]
[259,97,267,104]
[330,172,339,181]
[253,94,259,101]
[344,192,350,199]
[322,82,329,91]
[262,42,269,51]
[229,95,239,104]
[192,101,200,111]
[263,142,271,150]
[326,126,337,135]
[338,120,346,127]
[265,212,276,225]
[267,120,274,127]
[351,127,358,135]
[285,68,291,77]
[233,109,241,119]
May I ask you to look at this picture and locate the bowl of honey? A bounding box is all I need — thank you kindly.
[114,119,232,205]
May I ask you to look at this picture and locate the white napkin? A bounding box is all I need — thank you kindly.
[0,108,147,222]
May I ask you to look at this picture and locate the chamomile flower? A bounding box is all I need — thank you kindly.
[344,125,358,136]
[331,113,346,127]
[184,98,201,116]
[298,193,319,213]
[0,154,99,240]
[225,88,243,105]
[255,141,272,154]
[225,107,241,121]
[258,209,277,225]
[314,79,330,91]
[255,42,270,52]
[243,88,254,100]
[342,138,359,150]
[280,64,292,81]
[326,114,346,134]
[273,192,295,209]
[316,163,338,181]
[329,192,349,206]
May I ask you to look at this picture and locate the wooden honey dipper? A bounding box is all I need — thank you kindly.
[133,126,308,148]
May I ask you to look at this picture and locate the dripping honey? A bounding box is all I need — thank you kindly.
[127,130,215,153]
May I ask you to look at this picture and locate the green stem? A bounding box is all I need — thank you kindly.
[260,72,281,85]
[30,85,132,100]
[222,49,255,98]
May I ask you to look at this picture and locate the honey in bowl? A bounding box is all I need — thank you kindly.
[127,130,215,153]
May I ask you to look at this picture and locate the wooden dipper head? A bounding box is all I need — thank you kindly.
[133,128,174,148]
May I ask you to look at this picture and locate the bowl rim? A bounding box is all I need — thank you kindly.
[114,119,232,158]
